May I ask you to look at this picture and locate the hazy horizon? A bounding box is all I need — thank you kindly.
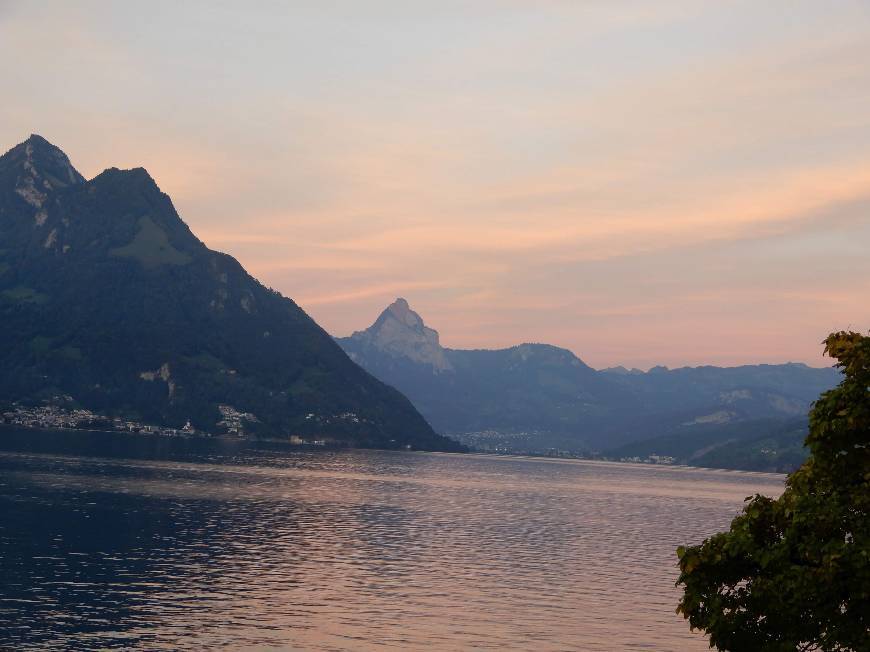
[2,1,868,368]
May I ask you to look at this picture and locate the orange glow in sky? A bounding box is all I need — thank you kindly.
[2,1,868,368]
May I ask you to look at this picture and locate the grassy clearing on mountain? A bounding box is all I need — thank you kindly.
[110,216,191,268]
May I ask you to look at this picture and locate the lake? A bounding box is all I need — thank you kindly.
[0,428,784,650]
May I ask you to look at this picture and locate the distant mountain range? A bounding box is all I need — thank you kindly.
[337,299,840,469]
[0,135,462,452]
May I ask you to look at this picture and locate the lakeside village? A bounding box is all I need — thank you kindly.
[2,399,677,464]
[449,429,677,465]
[0,398,346,447]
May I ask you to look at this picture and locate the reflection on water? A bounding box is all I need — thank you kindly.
[0,429,783,650]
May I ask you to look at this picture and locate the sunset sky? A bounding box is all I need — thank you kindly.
[2,1,868,369]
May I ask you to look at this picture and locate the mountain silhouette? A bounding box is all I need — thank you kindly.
[0,135,462,451]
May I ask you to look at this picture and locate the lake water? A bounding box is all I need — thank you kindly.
[0,429,784,650]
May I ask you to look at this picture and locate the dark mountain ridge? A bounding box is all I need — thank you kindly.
[0,135,462,451]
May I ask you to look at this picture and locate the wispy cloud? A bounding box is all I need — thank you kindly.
[1,0,868,366]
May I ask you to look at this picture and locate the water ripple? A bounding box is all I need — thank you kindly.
[0,430,783,650]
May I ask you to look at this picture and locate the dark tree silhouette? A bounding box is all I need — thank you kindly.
[677,332,869,651]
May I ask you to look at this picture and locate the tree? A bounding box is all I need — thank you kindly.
[676,331,869,651]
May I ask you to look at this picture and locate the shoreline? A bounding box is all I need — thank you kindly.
[0,422,788,477]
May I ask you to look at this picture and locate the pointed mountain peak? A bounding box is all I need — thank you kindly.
[10,134,63,156]
[351,298,453,372]
[24,133,56,148]
[1,134,86,187]
[389,296,411,314]
[1,135,86,218]
[381,297,425,329]
[1,135,200,261]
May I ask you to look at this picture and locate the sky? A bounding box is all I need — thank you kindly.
[1,0,868,369]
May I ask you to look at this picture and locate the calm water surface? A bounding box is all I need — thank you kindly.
[0,429,784,650]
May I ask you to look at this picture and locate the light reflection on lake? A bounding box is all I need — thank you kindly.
[0,429,783,650]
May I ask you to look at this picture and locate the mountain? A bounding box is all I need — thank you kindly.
[337,299,841,463]
[607,417,811,472]
[0,135,462,451]
[349,298,453,372]
[340,298,635,450]
[596,361,840,458]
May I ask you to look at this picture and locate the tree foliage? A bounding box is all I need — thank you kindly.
[677,331,870,651]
